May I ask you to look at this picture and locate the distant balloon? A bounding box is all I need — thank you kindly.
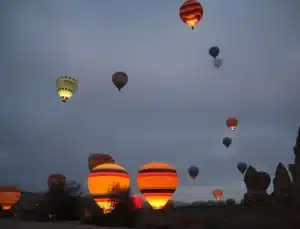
[88,153,115,172]
[213,58,222,68]
[137,162,179,210]
[112,72,128,91]
[131,194,143,209]
[209,46,220,59]
[188,166,199,179]
[226,117,238,131]
[212,189,223,200]
[56,76,78,102]
[0,186,21,210]
[48,174,66,189]
[237,162,248,174]
[179,0,203,30]
[222,137,232,148]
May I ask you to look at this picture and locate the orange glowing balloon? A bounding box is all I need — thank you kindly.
[47,174,66,188]
[87,163,130,214]
[226,117,238,131]
[88,153,115,172]
[179,0,204,29]
[137,162,179,210]
[131,194,143,209]
[0,186,21,210]
[212,189,223,200]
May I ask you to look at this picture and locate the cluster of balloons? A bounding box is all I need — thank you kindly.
[55,72,128,103]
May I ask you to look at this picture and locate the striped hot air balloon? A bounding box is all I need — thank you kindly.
[212,189,223,201]
[179,0,203,29]
[88,153,115,172]
[87,163,130,214]
[0,186,21,210]
[131,194,143,209]
[47,174,66,189]
[137,162,179,210]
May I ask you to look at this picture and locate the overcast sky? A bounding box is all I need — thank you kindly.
[0,0,300,202]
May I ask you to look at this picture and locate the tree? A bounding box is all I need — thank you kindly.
[39,180,82,221]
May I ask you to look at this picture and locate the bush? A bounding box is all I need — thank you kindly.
[36,180,82,221]
[226,198,236,206]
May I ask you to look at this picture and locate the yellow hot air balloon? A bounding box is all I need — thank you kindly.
[0,186,21,210]
[56,76,78,102]
[87,163,130,214]
[137,162,179,210]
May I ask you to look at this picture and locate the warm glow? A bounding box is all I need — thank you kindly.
[131,194,143,209]
[58,90,73,100]
[186,18,198,28]
[0,186,21,211]
[137,162,179,210]
[212,189,223,200]
[87,163,130,213]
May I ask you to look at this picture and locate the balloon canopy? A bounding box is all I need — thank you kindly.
[226,117,238,131]
[222,137,232,148]
[88,153,115,172]
[112,72,128,91]
[87,163,130,214]
[209,46,220,59]
[237,162,248,174]
[48,174,66,189]
[137,162,179,210]
[212,189,223,200]
[56,76,78,102]
[179,0,203,29]
[188,166,199,179]
[0,186,21,210]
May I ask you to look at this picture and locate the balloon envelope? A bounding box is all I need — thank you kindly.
[56,76,78,102]
[48,174,66,189]
[87,163,130,214]
[213,58,222,68]
[188,166,199,179]
[137,162,179,210]
[222,137,232,148]
[237,162,248,174]
[112,72,128,91]
[209,46,220,59]
[226,117,238,131]
[88,153,115,172]
[131,194,143,209]
[179,0,203,29]
[212,189,223,200]
[0,186,21,210]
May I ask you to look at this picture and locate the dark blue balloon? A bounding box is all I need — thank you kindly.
[209,46,220,59]
[222,137,232,148]
[237,162,248,174]
[188,166,199,179]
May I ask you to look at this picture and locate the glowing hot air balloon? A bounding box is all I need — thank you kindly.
[137,162,179,210]
[56,76,78,102]
[88,153,115,172]
[112,72,128,91]
[87,163,130,214]
[212,189,223,201]
[48,174,66,189]
[226,117,238,131]
[179,0,203,30]
[188,166,199,179]
[131,194,143,209]
[0,186,21,210]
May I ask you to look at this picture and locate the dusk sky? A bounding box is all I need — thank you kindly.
[1,0,300,202]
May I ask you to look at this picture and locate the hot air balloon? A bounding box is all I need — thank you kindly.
[213,58,222,68]
[226,117,238,131]
[237,162,248,174]
[179,0,203,30]
[222,137,232,148]
[131,194,143,209]
[56,76,78,102]
[212,189,223,200]
[188,166,199,179]
[47,174,66,189]
[88,153,115,172]
[137,162,179,210]
[87,163,130,214]
[209,46,220,59]
[112,72,128,91]
[0,186,21,210]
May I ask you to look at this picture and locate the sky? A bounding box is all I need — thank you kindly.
[0,0,300,202]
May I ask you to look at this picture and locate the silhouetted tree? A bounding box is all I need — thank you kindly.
[38,180,82,221]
